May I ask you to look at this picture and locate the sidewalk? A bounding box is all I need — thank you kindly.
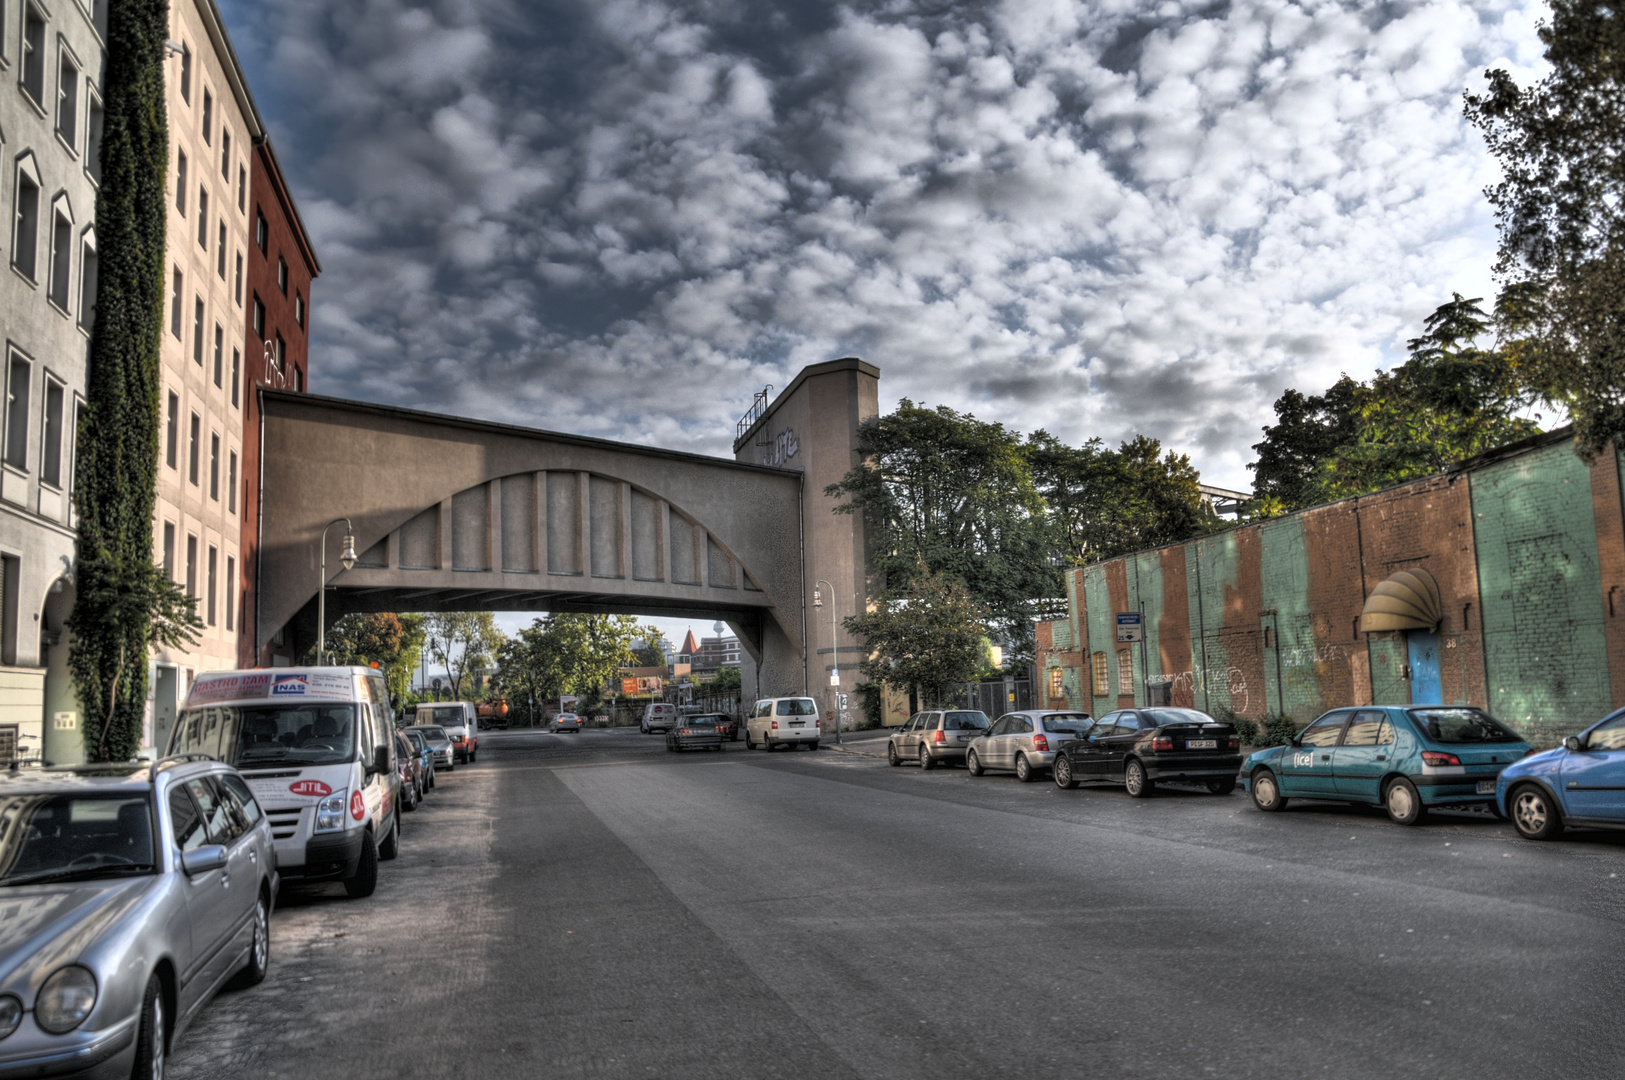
[824,727,892,759]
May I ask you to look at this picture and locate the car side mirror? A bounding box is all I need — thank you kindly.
[372,746,390,776]
[181,844,228,876]
[1564,736,1583,752]
[1287,734,1301,747]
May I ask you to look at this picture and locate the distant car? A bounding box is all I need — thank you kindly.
[394,731,424,811]
[0,758,277,1079]
[641,703,680,734]
[968,710,1091,781]
[1243,706,1530,824]
[412,724,457,770]
[403,727,436,791]
[549,713,584,733]
[1496,707,1625,840]
[1055,707,1242,796]
[414,702,479,763]
[705,714,739,742]
[666,715,725,752]
[887,710,990,770]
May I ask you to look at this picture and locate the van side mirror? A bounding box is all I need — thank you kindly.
[181,845,228,876]
[1564,736,1583,752]
[373,746,390,776]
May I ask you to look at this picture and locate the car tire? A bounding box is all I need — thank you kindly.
[1053,753,1076,789]
[344,830,379,898]
[887,743,901,767]
[132,974,165,1080]
[966,749,984,776]
[228,889,271,989]
[1384,777,1427,825]
[403,781,417,812]
[1124,758,1154,798]
[919,746,935,771]
[1207,777,1237,795]
[1510,784,1563,840]
[1015,753,1037,783]
[469,749,477,763]
[379,811,401,861]
[808,741,819,751]
[1251,769,1287,811]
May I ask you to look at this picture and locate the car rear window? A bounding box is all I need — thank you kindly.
[943,711,989,731]
[776,699,818,716]
[1410,708,1522,744]
[1040,713,1091,733]
[1142,708,1214,727]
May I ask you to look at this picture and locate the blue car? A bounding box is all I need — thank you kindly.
[1242,706,1531,825]
[1496,707,1625,840]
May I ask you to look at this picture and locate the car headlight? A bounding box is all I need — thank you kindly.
[35,966,97,1034]
[0,994,21,1039]
[315,789,349,833]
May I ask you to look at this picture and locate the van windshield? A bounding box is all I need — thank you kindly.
[172,705,358,767]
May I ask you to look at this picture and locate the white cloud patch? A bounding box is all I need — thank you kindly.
[221,0,1547,485]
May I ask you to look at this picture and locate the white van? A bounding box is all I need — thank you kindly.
[171,667,401,898]
[641,702,680,734]
[414,701,479,762]
[746,697,821,751]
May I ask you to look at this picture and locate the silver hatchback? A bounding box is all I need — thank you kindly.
[887,711,991,769]
[968,710,1094,782]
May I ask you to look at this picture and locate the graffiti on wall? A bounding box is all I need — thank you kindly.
[1152,666,1250,713]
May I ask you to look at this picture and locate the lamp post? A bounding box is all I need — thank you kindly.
[813,580,841,744]
[316,518,357,666]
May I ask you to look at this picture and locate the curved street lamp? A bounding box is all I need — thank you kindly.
[316,518,357,666]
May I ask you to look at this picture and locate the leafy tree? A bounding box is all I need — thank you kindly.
[424,612,505,700]
[632,640,665,668]
[1466,2,1625,459]
[1247,377,1362,510]
[69,0,192,761]
[845,567,988,708]
[310,613,426,709]
[497,614,658,710]
[706,666,742,692]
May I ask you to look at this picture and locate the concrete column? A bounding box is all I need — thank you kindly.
[619,482,633,580]
[532,471,545,575]
[577,471,591,576]
[655,499,668,582]
[386,529,399,570]
[437,498,452,570]
[697,526,711,587]
[487,478,502,574]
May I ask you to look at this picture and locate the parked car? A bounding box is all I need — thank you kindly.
[967,710,1091,781]
[666,715,725,752]
[641,703,681,734]
[549,713,585,733]
[1243,706,1530,824]
[1496,707,1625,839]
[0,757,277,1079]
[402,727,436,791]
[393,732,423,811]
[412,725,456,771]
[1054,707,1242,796]
[415,702,479,763]
[708,713,740,742]
[171,666,401,897]
[745,697,821,750]
[887,710,991,770]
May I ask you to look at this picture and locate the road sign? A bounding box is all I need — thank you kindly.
[829,669,840,686]
[1115,612,1144,643]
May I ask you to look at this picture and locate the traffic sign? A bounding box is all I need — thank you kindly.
[1115,612,1144,642]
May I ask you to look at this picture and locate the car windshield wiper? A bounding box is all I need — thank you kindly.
[2,864,156,887]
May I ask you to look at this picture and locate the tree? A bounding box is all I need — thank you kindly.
[424,612,505,700]
[312,613,426,709]
[1247,377,1362,510]
[497,614,658,711]
[68,0,192,761]
[1466,2,1625,459]
[707,666,742,692]
[845,567,988,708]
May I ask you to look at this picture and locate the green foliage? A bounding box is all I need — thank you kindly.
[855,681,885,730]
[1248,377,1362,510]
[1256,715,1303,748]
[497,614,658,708]
[309,613,426,708]
[68,0,180,761]
[424,612,505,701]
[1466,2,1625,460]
[1232,718,1260,746]
[632,640,665,668]
[845,566,988,708]
[706,666,742,692]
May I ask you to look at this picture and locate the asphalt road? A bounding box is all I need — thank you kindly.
[170,728,1625,1080]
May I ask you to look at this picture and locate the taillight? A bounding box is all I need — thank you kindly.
[772,720,779,729]
[1227,738,1240,750]
[1032,734,1049,752]
[1152,736,1174,751]
[349,790,365,820]
[1421,751,1462,767]
[933,731,945,744]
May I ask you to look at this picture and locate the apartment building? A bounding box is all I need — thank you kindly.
[0,0,107,763]
[149,0,263,751]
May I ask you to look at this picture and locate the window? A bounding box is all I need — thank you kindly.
[293,366,303,392]
[237,165,245,212]
[274,333,285,374]
[220,129,231,178]
[206,546,217,625]
[168,785,204,853]
[1116,649,1133,696]
[179,43,192,104]
[176,152,187,214]
[57,47,80,148]
[162,522,175,581]
[185,534,197,597]
[40,378,63,487]
[227,450,237,513]
[295,292,305,328]
[1342,711,1388,748]
[197,188,208,247]
[1299,713,1348,748]
[4,356,31,470]
[188,412,200,484]
[78,232,97,329]
[230,349,240,407]
[47,207,71,310]
[225,556,235,630]
[192,297,204,365]
[85,92,104,183]
[201,89,213,145]
[165,392,178,468]
[233,251,242,304]
[1091,652,1108,696]
[1048,667,1064,700]
[21,5,45,106]
[212,324,223,387]
[170,268,183,337]
[251,294,264,337]
[208,432,219,500]
[12,164,40,280]
[254,210,267,253]
[216,223,226,277]
[277,255,287,293]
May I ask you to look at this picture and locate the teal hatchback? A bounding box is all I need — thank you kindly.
[1241,706,1531,825]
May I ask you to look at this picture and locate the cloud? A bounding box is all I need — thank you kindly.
[220,0,1546,486]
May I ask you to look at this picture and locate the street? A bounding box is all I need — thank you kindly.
[171,729,1625,1080]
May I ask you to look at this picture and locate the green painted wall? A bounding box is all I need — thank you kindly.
[1083,566,1115,715]
[1187,531,1245,718]
[1257,516,1321,720]
[1128,550,1165,708]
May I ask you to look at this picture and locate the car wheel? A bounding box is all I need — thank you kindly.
[1015,753,1037,783]
[1053,753,1076,789]
[745,731,756,749]
[132,974,165,1080]
[1384,777,1427,825]
[966,749,984,776]
[808,741,819,751]
[1510,784,1563,840]
[1251,769,1286,811]
[919,746,935,771]
[228,889,271,989]
[1207,777,1237,795]
[469,750,477,763]
[403,782,417,812]
[344,830,380,899]
[887,743,901,767]
[1124,758,1154,798]
[379,811,401,861]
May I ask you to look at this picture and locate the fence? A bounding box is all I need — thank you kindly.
[941,674,1036,716]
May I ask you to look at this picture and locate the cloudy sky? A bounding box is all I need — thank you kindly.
[219,0,1547,494]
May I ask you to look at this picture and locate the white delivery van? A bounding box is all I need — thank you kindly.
[641,702,680,734]
[414,701,479,762]
[171,667,401,898]
[745,697,821,751]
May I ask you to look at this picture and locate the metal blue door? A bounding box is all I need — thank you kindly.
[1407,631,1442,705]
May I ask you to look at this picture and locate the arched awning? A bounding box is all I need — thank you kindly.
[1360,567,1442,633]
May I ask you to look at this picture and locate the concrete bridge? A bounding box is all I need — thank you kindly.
[255,359,879,702]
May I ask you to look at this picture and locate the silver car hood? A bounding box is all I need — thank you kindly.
[0,878,160,987]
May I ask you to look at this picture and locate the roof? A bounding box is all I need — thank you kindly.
[733,357,881,453]
[197,0,265,140]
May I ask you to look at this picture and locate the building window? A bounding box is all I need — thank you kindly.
[230,349,240,408]
[208,432,219,500]
[221,129,231,178]
[225,556,235,630]
[227,450,237,513]
[12,165,41,280]
[274,333,285,375]
[40,378,63,487]
[254,209,267,253]
[251,294,264,337]
[165,392,178,469]
[175,152,187,214]
[192,297,204,365]
[295,292,305,328]
[206,546,217,625]
[48,207,72,310]
[4,356,31,470]
[21,5,46,107]
[197,188,209,247]
[216,223,226,278]
[170,268,183,337]
[185,535,197,598]
[237,165,245,213]
[179,43,191,104]
[188,412,200,485]
[1048,666,1064,701]
[78,232,98,330]
[201,89,213,145]
[57,47,80,149]
[234,251,243,304]
[1116,649,1134,697]
[1091,652,1108,697]
[85,92,104,184]
[293,365,303,392]
[277,255,287,294]
[212,324,223,387]
[162,522,175,581]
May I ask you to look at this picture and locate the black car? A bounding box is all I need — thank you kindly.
[1052,707,1242,796]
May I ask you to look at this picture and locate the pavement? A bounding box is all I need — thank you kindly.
[170,726,1625,1080]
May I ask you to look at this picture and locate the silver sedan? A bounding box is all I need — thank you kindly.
[0,758,278,1079]
[967,710,1094,782]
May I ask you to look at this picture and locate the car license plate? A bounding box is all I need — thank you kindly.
[1187,739,1216,749]
[789,721,805,727]
[1477,780,1496,795]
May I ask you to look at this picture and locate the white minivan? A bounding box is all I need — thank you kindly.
[171,667,401,898]
[746,697,822,751]
[414,701,479,762]
[641,702,680,734]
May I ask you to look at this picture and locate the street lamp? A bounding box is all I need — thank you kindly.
[813,580,841,744]
[315,517,357,666]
